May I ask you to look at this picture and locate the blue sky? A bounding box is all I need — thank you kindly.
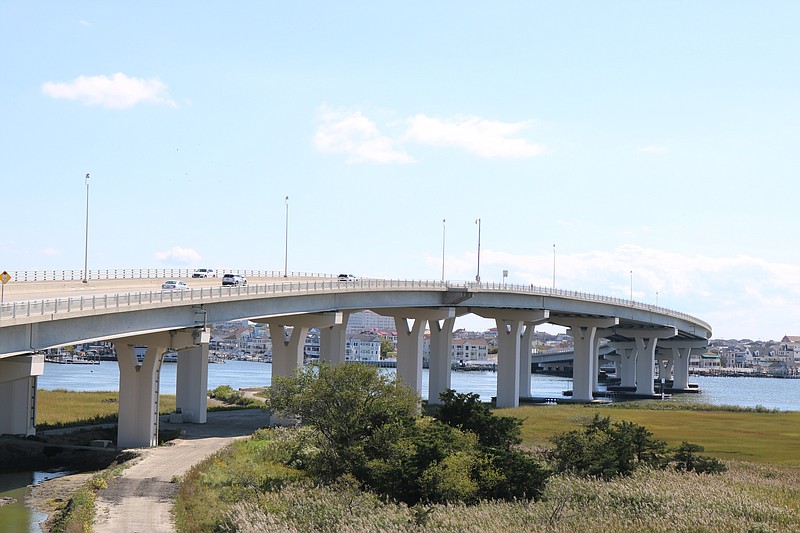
[2,2,799,341]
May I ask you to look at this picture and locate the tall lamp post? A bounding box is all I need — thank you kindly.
[83,173,90,284]
[552,243,556,290]
[441,218,446,282]
[475,218,481,283]
[283,196,289,277]
[630,270,633,302]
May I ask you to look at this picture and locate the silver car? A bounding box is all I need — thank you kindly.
[162,280,189,290]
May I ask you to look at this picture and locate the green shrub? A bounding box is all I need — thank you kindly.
[671,441,727,474]
[435,389,522,449]
[550,414,667,479]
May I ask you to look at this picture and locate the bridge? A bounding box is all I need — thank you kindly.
[0,270,711,448]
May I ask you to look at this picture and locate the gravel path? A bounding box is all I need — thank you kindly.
[93,408,268,533]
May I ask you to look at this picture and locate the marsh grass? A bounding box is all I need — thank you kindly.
[184,455,800,532]
[36,389,177,430]
[507,404,800,466]
[175,411,800,532]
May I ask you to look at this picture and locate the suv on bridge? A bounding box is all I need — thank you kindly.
[222,274,247,286]
[192,268,217,278]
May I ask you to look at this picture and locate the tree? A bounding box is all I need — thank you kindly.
[379,338,396,359]
[269,362,420,481]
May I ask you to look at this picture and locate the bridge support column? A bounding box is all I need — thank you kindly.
[671,348,691,390]
[176,328,210,424]
[519,324,535,399]
[257,313,344,379]
[319,311,351,365]
[519,318,549,399]
[615,344,637,388]
[614,328,678,396]
[0,354,44,436]
[554,318,618,402]
[475,310,549,407]
[388,308,455,398]
[269,324,308,379]
[428,317,455,405]
[394,316,425,394]
[114,329,200,448]
[659,341,708,391]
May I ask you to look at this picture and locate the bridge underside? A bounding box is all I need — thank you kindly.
[0,283,711,446]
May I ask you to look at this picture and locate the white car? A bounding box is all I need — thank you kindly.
[192,268,217,278]
[222,273,247,286]
[337,274,359,282]
[162,280,189,290]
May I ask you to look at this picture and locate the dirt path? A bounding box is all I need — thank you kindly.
[91,408,268,533]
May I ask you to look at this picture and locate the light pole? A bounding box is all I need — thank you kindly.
[656,291,659,307]
[83,173,90,284]
[552,243,556,290]
[441,218,446,282]
[630,270,633,302]
[283,196,289,277]
[475,218,481,283]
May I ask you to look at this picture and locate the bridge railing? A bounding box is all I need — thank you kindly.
[3,269,336,282]
[0,278,711,333]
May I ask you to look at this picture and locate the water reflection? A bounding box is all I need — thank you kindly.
[0,470,68,533]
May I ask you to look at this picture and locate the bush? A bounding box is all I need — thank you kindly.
[550,414,667,479]
[268,365,550,505]
[435,389,522,449]
[671,441,727,474]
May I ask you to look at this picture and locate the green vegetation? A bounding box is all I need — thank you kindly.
[175,396,800,531]
[37,386,261,431]
[208,384,264,408]
[549,413,725,479]
[49,455,134,533]
[508,403,800,466]
[267,363,549,505]
[36,389,176,430]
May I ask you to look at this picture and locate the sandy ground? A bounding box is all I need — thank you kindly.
[29,408,269,533]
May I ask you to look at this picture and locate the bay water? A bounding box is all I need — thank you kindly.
[37,360,800,411]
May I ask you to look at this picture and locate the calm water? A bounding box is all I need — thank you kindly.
[0,471,64,533]
[37,360,800,411]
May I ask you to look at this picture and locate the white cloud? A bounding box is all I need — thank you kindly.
[404,114,546,158]
[313,108,413,164]
[41,73,178,109]
[40,247,59,256]
[154,246,201,265]
[313,107,546,163]
[639,145,668,154]
[79,20,91,27]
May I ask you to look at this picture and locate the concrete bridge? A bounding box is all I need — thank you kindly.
[0,271,711,448]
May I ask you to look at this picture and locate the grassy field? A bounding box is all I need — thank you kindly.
[36,389,177,429]
[505,403,800,466]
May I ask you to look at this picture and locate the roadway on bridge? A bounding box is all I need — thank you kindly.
[1,276,326,301]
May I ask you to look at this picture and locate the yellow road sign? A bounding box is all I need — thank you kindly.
[1,271,10,284]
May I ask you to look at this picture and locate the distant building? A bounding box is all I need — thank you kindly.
[452,338,489,362]
[346,310,396,334]
[346,334,382,362]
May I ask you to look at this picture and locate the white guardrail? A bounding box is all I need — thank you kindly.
[0,276,711,332]
[3,269,335,282]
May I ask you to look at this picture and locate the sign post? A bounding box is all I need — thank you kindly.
[0,270,10,305]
